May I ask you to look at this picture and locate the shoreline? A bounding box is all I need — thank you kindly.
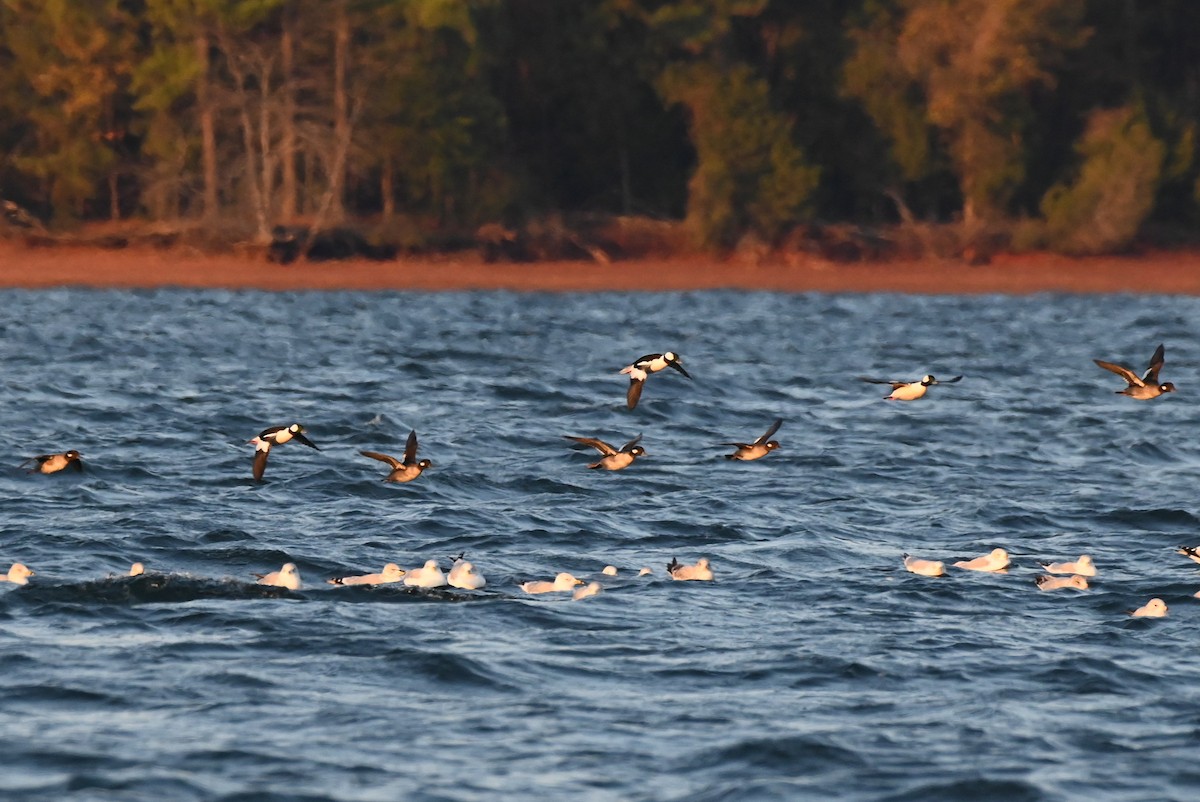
[3,241,1200,294]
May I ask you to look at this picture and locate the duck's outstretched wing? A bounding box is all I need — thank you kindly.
[252,448,270,481]
[620,433,644,453]
[403,430,419,464]
[626,377,645,409]
[858,376,905,388]
[1143,344,1166,383]
[292,431,320,450]
[755,418,783,445]
[360,450,403,469]
[564,436,617,456]
[1094,359,1142,387]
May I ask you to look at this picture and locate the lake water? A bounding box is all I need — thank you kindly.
[2,288,1200,801]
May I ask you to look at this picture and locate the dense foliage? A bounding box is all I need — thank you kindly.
[0,0,1197,252]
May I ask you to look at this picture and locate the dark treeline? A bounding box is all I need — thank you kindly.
[0,0,1197,256]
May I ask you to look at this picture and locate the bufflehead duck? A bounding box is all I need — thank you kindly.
[250,423,319,481]
[21,450,82,474]
[859,374,962,401]
[620,351,691,409]
[563,433,645,471]
[723,418,782,461]
[360,430,431,483]
[1176,546,1200,564]
[1094,343,1175,399]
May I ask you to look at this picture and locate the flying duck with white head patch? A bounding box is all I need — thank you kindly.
[619,351,691,409]
[563,433,645,471]
[1094,343,1176,399]
[858,373,962,401]
[359,429,432,483]
[249,423,319,481]
[723,418,782,461]
[21,450,82,474]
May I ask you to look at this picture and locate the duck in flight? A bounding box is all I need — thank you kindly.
[563,433,645,471]
[1094,343,1176,399]
[620,351,691,409]
[723,418,782,461]
[249,424,319,481]
[360,430,432,483]
[859,374,962,401]
[21,450,82,474]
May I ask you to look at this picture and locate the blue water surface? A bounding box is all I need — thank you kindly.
[2,288,1200,801]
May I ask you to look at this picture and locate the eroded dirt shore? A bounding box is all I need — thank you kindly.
[2,242,1198,294]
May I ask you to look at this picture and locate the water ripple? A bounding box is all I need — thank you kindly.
[2,289,1200,799]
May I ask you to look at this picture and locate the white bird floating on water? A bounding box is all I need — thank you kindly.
[447,557,486,590]
[1040,555,1096,576]
[667,557,713,581]
[1035,574,1088,592]
[256,562,301,590]
[328,563,406,586]
[1131,598,1168,618]
[1,563,34,585]
[953,548,1010,573]
[602,565,618,576]
[573,582,603,600]
[403,560,447,588]
[129,562,145,577]
[521,573,583,594]
[903,554,945,577]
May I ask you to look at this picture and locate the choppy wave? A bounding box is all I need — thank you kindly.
[2,289,1200,800]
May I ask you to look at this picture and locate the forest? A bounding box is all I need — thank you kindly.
[0,0,1198,259]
